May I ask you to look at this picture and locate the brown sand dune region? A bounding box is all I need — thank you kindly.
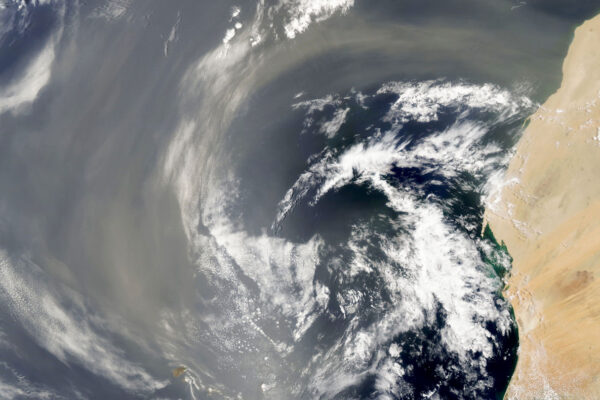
[485,13,600,400]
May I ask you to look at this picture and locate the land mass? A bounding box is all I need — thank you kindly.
[485,14,600,400]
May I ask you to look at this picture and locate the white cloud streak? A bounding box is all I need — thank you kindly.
[0,252,168,394]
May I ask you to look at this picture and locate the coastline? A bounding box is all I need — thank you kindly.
[484,14,600,399]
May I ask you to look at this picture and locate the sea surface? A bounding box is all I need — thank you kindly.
[0,0,598,399]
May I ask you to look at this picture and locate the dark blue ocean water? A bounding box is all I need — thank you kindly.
[0,0,599,399]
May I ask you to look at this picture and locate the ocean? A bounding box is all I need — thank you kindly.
[0,0,599,398]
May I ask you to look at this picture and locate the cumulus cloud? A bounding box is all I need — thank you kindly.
[161,1,524,397]
[269,80,528,397]
[275,0,355,39]
[293,94,350,138]
[378,80,533,126]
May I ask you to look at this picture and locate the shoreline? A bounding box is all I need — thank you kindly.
[485,14,600,399]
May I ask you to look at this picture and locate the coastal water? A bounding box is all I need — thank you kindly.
[1,0,599,398]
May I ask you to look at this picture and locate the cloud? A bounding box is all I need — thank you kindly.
[0,40,55,115]
[0,0,66,115]
[0,251,167,394]
[268,80,529,397]
[89,0,132,22]
[276,0,355,39]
